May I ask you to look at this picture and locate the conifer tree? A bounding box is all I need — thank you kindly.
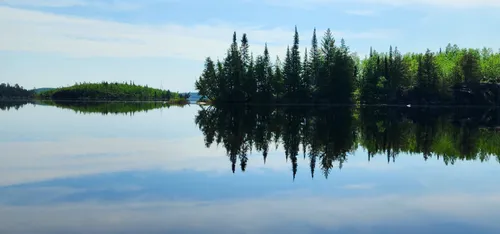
[310,28,321,95]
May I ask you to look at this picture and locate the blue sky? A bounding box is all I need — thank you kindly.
[1,0,500,91]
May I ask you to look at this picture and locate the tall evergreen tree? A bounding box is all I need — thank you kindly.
[318,28,336,102]
[287,26,302,101]
[302,48,312,100]
[195,28,500,106]
[310,28,321,95]
[195,57,218,100]
[273,56,285,99]
[263,44,274,100]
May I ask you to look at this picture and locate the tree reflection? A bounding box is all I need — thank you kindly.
[38,100,183,115]
[195,105,500,179]
[0,101,34,111]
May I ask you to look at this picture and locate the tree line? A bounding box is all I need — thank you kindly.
[195,27,500,105]
[195,105,500,179]
[37,81,190,103]
[0,83,34,99]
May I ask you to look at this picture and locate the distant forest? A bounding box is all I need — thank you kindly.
[0,83,34,99]
[195,27,500,105]
[1,82,190,103]
[36,82,190,102]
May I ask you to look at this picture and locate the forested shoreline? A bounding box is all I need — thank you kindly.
[0,83,35,99]
[32,82,190,103]
[196,27,500,105]
[1,82,190,103]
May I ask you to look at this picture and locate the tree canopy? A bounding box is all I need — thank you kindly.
[195,28,500,106]
[0,83,34,99]
[37,81,189,103]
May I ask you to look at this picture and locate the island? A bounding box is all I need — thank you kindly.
[195,27,500,106]
[35,82,190,104]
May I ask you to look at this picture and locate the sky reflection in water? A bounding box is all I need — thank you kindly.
[0,102,499,234]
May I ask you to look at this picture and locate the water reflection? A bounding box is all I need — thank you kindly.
[1,103,500,234]
[196,105,500,178]
[38,100,185,115]
[0,100,34,111]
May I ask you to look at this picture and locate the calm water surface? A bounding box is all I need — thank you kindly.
[1,101,500,234]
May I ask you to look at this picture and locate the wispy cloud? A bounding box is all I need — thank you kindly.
[0,134,296,186]
[1,0,151,11]
[345,9,376,16]
[1,193,500,233]
[0,6,395,61]
[256,0,500,9]
[342,183,376,190]
[1,0,87,8]
[377,0,500,8]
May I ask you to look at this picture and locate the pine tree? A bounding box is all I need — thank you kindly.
[244,54,257,101]
[195,57,217,100]
[302,48,312,100]
[319,28,335,102]
[273,56,284,99]
[310,28,320,95]
[290,26,302,100]
[263,44,274,100]
[284,46,292,98]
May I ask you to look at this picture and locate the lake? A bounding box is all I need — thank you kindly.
[1,101,500,234]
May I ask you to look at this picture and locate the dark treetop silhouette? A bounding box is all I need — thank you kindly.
[196,28,500,105]
[0,83,35,99]
[195,105,500,179]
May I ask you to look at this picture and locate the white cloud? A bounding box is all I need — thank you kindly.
[342,183,376,189]
[380,0,500,8]
[0,6,395,61]
[0,135,298,186]
[1,0,151,11]
[258,0,500,8]
[2,0,87,8]
[345,9,376,16]
[1,193,500,233]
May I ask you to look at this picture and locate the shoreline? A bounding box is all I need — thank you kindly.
[2,98,498,108]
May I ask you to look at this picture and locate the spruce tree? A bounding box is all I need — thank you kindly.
[302,48,311,100]
[310,28,320,96]
[284,46,292,98]
[273,56,284,99]
[319,28,336,102]
[263,44,273,100]
[290,26,302,100]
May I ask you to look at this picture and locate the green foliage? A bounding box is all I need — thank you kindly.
[37,81,187,102]
[359,44,500,105]
[195,27,357,104]
[195,29,500,106]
